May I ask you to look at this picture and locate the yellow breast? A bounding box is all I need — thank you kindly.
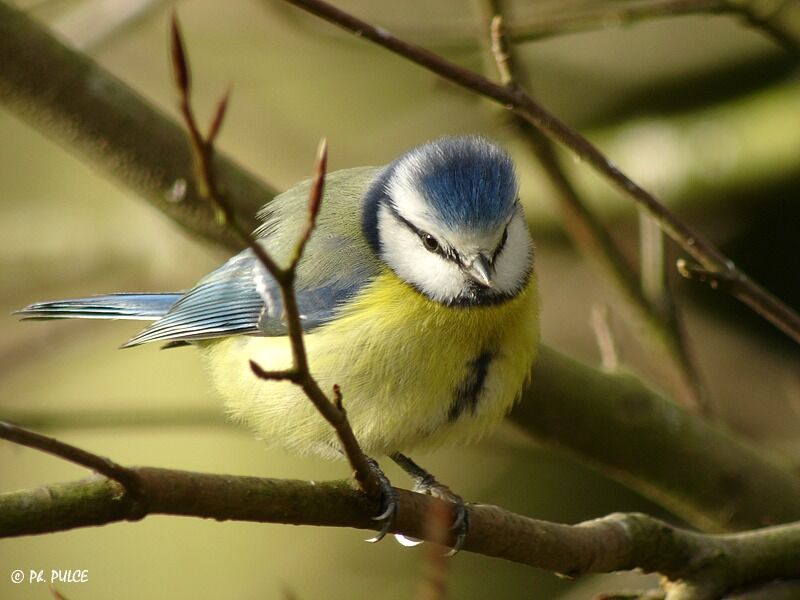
[201,270,539,459]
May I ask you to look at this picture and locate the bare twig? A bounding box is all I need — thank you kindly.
[480,4,709,412]
[0,421,142,501]
[279,0,800,345]
[0,3,275,251]
[168,15,378,498]
[638,211,707,411]
[505,0,799,52]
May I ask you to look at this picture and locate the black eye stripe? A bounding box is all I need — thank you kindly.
[493,224,509,263]
[387,204,460,263]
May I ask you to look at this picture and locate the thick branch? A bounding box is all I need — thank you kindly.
[6,345,800,534]
[279,0,800,344]
[516,346,800,532]
[0,2,275,251]
[1,465,799,594]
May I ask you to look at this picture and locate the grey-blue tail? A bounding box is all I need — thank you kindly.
[17,293,182,321]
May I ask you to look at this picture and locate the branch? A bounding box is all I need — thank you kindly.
[168,15,378,498]
[278,0,800,345]
[0,421,142,502]
[505,0,800,52]
[0,2,276,251]
[1,455,799,596]
[516,346,800,533]
[6,345,800,534]
[477,1,709,413]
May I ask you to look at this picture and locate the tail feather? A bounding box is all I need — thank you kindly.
[16,293,182,321]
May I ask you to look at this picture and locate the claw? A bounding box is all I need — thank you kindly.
[371,501,396,523]
[444,516,468,556]
[394,534,424,547]
[442,498,469,556]
[363,457,397,544]
[449,502,467,532]
[389,452,470,556]
[365,514,392,544]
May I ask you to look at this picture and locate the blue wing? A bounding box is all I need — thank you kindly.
[122,166,383,347]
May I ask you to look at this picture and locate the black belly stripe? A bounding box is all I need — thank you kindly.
[448,350,496,422]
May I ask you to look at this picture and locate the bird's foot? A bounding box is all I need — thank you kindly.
[413,478,469,556]
[364,456,398,544]
[391,453,469,556]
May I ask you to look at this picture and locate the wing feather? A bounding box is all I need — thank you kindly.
[123,167,383,347]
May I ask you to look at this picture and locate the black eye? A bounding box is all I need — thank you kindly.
[421,233,439,253]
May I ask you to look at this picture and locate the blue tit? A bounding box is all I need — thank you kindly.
[20,135,539,544]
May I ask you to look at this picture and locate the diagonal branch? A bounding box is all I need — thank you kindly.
[168,15,379,498]
[477,1,709,413]
[278,0,800,345]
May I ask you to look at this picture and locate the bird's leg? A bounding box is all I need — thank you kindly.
[390,452,468,555]
[364,456,398,544]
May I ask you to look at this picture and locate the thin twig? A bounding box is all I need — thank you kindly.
[168,15,378,498]
[591,304,620,372]
[0,421,142,500]
[480,3,709,412]
[638,210,708,411]
[505,0,799,52]
[279,0,800,345]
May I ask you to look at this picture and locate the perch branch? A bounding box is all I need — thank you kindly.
[278,0,800,345]
[5,346,800,533]
[1,446,800,596]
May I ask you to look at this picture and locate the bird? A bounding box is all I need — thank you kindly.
[19,135,540,551]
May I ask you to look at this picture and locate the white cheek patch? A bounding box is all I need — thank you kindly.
[491,209,533,295]
[377,204,467,302]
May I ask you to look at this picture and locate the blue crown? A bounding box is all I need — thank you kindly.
[398,136,517,231]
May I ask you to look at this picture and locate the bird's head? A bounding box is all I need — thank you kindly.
[364,136,533,306]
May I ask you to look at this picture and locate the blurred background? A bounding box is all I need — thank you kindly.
[1,0,799,598]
